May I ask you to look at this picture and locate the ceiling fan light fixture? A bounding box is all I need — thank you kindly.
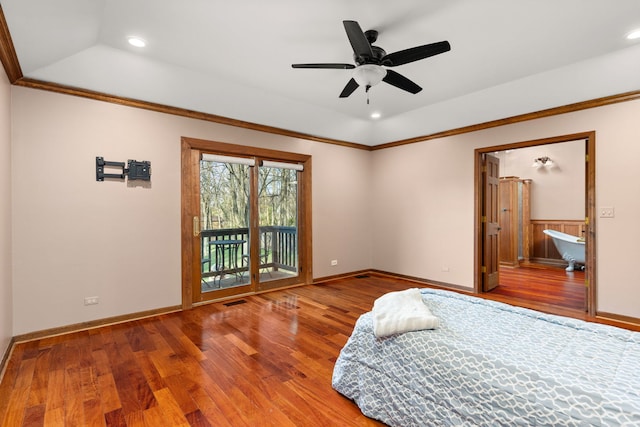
[353,65,386,88]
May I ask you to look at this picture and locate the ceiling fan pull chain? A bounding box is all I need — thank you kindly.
[366,85,371,104]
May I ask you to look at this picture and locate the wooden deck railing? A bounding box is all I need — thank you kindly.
[200,226,297,280]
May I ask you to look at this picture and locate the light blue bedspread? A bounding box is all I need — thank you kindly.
[332,288,640,426]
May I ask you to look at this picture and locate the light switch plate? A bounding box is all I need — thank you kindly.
[84,296,99,305]
[600,207,614,218]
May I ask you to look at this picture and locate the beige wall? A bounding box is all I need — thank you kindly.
[0,70,11,356]
[8,85,640,336]
[372,99,640,318]
[495,140,586,220]
[371,133,473,285]
[10,87,372,335]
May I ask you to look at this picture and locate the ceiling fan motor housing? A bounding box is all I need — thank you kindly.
[355,45,387,65]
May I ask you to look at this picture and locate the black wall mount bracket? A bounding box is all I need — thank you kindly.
[96,157,151,182]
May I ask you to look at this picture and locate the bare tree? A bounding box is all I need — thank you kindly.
[201,161,298,231]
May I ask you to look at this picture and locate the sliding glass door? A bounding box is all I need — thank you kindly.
[199,155,253,298]
[256,162,300,291]
[182,138,310,305]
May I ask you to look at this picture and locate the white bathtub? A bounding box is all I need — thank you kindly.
[543,229,585,272]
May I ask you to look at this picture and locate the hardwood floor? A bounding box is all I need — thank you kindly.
[0,276,413,427]
[1,273,638,426]
[491,264,586,311]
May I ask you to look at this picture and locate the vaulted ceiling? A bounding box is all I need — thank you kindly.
[2,0,640,146]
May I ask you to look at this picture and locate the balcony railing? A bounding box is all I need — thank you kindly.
[200,226,298,281]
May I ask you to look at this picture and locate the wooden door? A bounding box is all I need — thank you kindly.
[482,154,500,291]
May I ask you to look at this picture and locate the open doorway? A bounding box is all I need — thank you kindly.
[475,132,596,316]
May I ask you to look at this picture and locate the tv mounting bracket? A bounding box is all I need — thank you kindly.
[96,156,151,182]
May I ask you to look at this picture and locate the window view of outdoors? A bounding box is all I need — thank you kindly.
[258,165,299,285]
[200,160,299,291]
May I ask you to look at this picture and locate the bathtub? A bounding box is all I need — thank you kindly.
[543,229,585,272]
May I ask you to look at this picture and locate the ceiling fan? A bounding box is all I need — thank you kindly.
[292,20,451,102]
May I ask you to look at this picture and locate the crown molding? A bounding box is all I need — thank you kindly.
[0,4,22,83]
[372,90,640,150]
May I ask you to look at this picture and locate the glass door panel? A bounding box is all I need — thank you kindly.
[199,158,252,296]
[257,164,299,289]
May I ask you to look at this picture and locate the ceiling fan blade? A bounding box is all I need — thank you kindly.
[339,78,360,98]
[382,41,451,67]
[292,63,355,69]
[343,20,373,62]
[382,69,422,94]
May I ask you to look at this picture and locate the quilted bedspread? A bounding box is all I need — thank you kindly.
[332,288,640,426]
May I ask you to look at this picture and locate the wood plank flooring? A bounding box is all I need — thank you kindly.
[491,264,586,311]
[0,276,413,427]
[1,273,638,426]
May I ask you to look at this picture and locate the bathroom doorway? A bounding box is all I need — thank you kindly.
[475,132,596,316]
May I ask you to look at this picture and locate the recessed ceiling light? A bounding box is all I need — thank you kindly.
[370,112,381,119]
[626,29,640,40]
[127,36,146,48]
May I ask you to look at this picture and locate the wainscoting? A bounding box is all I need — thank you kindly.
[530,220,586,266]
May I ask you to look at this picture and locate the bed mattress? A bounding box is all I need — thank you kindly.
[332,288,640,426]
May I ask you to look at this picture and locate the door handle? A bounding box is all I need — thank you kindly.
[193,216,200,237]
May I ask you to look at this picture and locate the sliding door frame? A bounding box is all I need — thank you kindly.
[181,136,312,309]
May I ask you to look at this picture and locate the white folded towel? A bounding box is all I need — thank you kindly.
[372,288,440,338]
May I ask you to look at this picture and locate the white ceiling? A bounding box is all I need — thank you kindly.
[2,0,640,146]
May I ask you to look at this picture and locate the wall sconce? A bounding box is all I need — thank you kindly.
[532,156,554,167]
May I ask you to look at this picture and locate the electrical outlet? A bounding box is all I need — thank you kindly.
[84,296,99,305]
[441,266,450,272]
[330,259,338,266]
[600,207,615,218]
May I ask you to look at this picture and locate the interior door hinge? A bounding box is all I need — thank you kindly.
[482,216,487,223]
[481,266,487,273]
[585,278,589,288]
[193,216,200,237]
[585,217,589,226]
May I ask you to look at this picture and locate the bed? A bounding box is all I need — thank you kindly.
[332,288,640,426]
